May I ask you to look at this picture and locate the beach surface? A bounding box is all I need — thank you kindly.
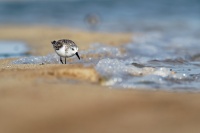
[0,26,200,133]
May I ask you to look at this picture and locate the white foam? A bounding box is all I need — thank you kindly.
[12,53,59,64]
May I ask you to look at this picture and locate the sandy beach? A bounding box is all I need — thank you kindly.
[1,25,200,133]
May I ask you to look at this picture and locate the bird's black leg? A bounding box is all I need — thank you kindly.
[60,57,63,64]
[65,57,66,64]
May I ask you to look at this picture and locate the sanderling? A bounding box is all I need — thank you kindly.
[51,39,80,64]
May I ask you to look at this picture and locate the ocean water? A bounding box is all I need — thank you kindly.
[0,41,29,58]
[0,0,199,32]
[2,0,200,91]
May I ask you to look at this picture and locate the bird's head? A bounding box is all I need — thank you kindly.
[68,45,80,60]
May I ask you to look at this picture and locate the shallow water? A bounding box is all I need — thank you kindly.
[12,31,200,91]
[95,32,200,91]
[0,41,29,58]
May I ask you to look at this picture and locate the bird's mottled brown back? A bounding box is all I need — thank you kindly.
[52,39,76,50]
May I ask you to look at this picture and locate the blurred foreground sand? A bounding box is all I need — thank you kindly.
[0,25,200,133]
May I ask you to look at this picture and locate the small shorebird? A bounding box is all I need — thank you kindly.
[51,39,80,64]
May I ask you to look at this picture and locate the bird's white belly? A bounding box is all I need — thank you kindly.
[55,46,67,57]
[55,45,74,57]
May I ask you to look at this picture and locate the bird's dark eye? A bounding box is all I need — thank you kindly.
[72,48,74,51]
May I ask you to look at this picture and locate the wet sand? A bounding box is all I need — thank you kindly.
[0,25,200,133]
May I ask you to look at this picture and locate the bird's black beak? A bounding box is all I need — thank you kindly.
[76,52,80,60]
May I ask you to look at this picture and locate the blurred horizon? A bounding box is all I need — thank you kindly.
[0,0,199,32]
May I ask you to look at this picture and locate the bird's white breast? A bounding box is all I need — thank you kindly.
[55,45,66,57]
[55,45,75,57]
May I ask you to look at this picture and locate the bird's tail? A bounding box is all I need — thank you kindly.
[51,40,57,44]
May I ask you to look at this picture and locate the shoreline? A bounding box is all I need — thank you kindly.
[0,25,200,133]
